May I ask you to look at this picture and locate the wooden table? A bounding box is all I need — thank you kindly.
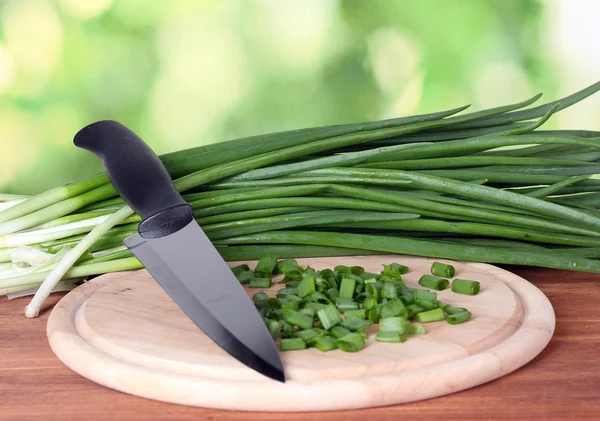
[1,266,599,421]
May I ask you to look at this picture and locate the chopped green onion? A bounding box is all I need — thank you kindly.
[254,254,277,277]
[416,308,446,323]
[451,279,481,295]
[335,297,359,311]
[418,274,449,291]
[303,302,328,312]
[365,282,381,299]
[379,316,407,333]
[285,294,302,302]
[267,297,282,309]
[447,311,472,324]
[249,277,271,288]
[313,336,338,351]
[317,304,342,330]
[339,277,356,299]
[380,298,407,318]
[277,259,303,280]
[293,328,321,341]
[284,309,314,330]
[263,318,281,338]
[363,296,378,310]
[381,282,398,299]
[300,307,315,318]
[325,287,339,301]
[413,289,437,302]
[252,292,269,308]
[405,323,426,335]
[310,291,332,304]
[280,338,307,351]
[335,332,365,352]
[236,270,254,284]
[430,262,455,278]
[330,325,352,339]
[406,304,425,318]
[297,275,316,298]
[375,331,407,343]
[231,264,250,276]
[445,305,469,315]
[384,263,409,275]
[276,287,297,297]
[360,271,380,281]
[343,309,367,319]
[302,266,316,278]
[415,298,438,310]
[340,316,372,331]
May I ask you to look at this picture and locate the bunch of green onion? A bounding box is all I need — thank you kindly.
[2,80,600,317]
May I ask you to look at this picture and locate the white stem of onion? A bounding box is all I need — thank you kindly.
[25,206,133,318]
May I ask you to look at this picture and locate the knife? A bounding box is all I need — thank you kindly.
[73,120,285,383]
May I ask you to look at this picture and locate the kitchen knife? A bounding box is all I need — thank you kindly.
[73,120,285,383]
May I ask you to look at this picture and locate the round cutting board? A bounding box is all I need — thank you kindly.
[47,255,554,412]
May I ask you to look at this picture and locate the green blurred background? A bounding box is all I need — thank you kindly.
[0,0,599,195]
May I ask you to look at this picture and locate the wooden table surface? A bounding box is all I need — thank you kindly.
[1,266,599,421]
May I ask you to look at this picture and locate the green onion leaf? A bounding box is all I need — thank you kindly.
[317,304,343,330]
[418,274,450,291]
[416,308,446,323]
[280,338,307,351]
[430,262,456,278]
[335,332,366,352]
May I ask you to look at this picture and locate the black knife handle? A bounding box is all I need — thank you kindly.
[74,120,193,239]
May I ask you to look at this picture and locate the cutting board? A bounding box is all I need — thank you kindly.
[47,255,554,412]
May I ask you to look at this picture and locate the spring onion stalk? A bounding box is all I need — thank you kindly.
[3,81,600,310]
[24,206,134,318]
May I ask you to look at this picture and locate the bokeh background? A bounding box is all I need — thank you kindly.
[0,0,599,195]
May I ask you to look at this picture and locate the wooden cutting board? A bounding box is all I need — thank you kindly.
[47,255,554,412]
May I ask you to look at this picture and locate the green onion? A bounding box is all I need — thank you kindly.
[313,336,338,351]
[381,281,398,299]
[280,338,307,351]
[249,277,271,288]
[277,259,303,280]
[415,298,437,310]
[335,298,359,311]
[293,328,321,341]
[379,316,407,333]
[254,254,278,277]
[236,270,254,284]
[451,279,481,295]
[263,318,282,338]
[340,316,372,331]
[317,304,342,330]
[445,305,469,315]
[330,325,352,339]
[430,262,455,278]
[252,292,269,308]
[375,331,407,343]
[405,323,426,335]
[416,308,446,323]
[380,298,407,318]
[276,287,297,297]
[418,274,449,290]
[283,309,314,330]
[231,264,250,276]
[343,309,367,319]
[296,275,316,298]
[413,289,437,302]
[335,332,365,352]
[339,277,356,299]
[447,311,472,324]
[383,263,409,275]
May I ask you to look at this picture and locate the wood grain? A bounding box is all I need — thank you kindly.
[45,256,554,411]
[2,265,600,420]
